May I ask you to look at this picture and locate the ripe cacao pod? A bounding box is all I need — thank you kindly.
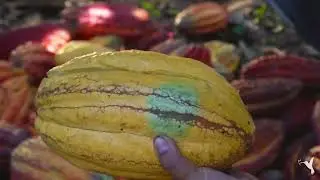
[174,2,228,35]
[9,42,56,87]
[233,119,284,174]
[35,50,255,179]
[151,39,213,67]
[63,3,153,39]
[231,78,302,116]
[240,55,320,88]
[55,40,114,65]
[0,23,72,60]
[0,71,33,126]
[282,96,316,135]
[11,136,93,180]
[131,30,171,50]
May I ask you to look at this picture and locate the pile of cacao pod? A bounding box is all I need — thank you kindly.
[0,0,320,180]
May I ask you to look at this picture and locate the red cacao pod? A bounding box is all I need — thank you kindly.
[64,3,153,39]
[0,23,72,60]
[9,42,56,87]
[174,2,228,35]
[150,39,186,54]
[240,55,320,88]
[233,119,284,174]
[282,96,316,135]
[231,78,302,116]
[151,39,213,67]
[171,43,213,67]
[131,30,171,50]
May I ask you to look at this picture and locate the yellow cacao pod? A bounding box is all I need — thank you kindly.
[11,136,93,180]
[35,50,255,180]
[55,40,114,65]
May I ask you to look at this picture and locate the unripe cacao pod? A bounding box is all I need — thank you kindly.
[174,2,228,35]
[204,40,240,78]
[55,40,114,65]
[89,35,124,50]
[35,50,255,180]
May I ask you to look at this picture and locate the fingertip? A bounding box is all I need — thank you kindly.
[153,136,170,156]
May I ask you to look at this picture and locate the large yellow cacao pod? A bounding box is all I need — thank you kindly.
[35,50,255,180]
[55,40,114,65]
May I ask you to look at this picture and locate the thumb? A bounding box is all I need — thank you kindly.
[153,136,197,180]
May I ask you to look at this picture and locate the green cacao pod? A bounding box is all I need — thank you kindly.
[35,50,255,180]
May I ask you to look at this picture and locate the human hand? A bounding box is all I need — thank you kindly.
[153,136,251,180]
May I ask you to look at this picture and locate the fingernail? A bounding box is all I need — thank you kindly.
[154,136,169,155]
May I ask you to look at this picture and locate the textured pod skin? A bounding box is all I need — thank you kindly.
[174,2,228,35]
[233,119,284,174]
[9,42,56,87]
[170,43,212,67]
[282,96,316,135]
[11,136,93,180]
[0,73,33,126]
[231,78,302,116]
[0,23,72,60]
[55,41,114,65]
[240,55,320,88]
[63,3,153,39]
[151,39,213,67]
[35,50,254,179]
